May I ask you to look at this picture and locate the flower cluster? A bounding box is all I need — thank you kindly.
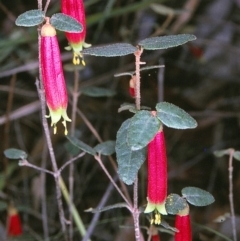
[61,0,91,65]
[144,127,168,224]
[40,22,71,135]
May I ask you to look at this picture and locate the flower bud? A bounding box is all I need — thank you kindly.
[7,205,22,236]
[129,76,136,98]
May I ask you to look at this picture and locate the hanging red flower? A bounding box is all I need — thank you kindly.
[175,205,192,241]
[61,0,91,65]
[145,127,168,224]
[40,22,71,135]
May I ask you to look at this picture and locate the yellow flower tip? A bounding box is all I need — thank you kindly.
[150,212,161,225]
[53,125,57,134]
[73,52,85,66]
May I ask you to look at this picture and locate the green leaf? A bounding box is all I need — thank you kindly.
[94,141,116,155]
[165,194,188,215]
[50,13,83,33]
[160,220,178,232]
[81,87,116,97]
[138,34,196,50]
[4,148,28,159]
[64,142,81,156]
[15,10,45,27]
[85,203,128,213]
[233,151,240,161]
[213,149,231,158]
[156,102,197,129]
[127,111,160,150]
[182,187,215,206]
[82,43,137,57]
[66,136,96,155]
[116,119,147,185]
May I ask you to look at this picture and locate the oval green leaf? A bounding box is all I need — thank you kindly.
[116,119,147,185]
[50,13,83,33]
[233,151,240,161]
[156,102,197,129]
[4,148,28,160]
[82,43,137,57]
[64,142,81,156]
[213,149,230,158]
[15,10,45,27]
[127,111,160,150]
[165,194,188,215]
[94,141,116,155]
[67,136,96,155]
[182,187,215,206]
[81,87,116,97]
[138,34,196,50]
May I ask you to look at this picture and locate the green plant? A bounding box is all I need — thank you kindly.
[2,1,218,241]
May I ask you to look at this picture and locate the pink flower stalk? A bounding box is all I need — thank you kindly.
[145,128,168,221]
[40,22,71,135]
[149,225,160,241]
[7,205,22,237]
[175,205,192,241]
[61,0,91,65]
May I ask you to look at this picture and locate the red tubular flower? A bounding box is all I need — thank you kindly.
[61,0,91,65]
[145,128,168,222]
[40,22,71,134]
[7,205,22,236]
[175,205,192,241]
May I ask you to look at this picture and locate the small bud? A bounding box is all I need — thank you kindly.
[7,205,22,237]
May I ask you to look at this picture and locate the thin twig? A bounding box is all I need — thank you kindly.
[41,143,50,241]
[228,149,237,241]
[59,152,86,174]
[94,155,132,208]
[82,177,116,241]
[36,79,68,240]
[19,159,54,176]
[134,47,145,110]
[37,0,42,10]
[44,0,51,13]
[133,177,141,241]
[68,68,80,241]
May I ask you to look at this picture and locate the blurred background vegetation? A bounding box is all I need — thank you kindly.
[1,0,240,240]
